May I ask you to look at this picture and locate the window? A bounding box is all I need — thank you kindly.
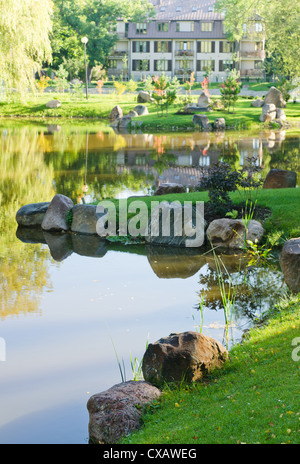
[201,41,213,53]
[255,22,263,32]
[179,41,192,51]
[201,22,213,32]
[197,41,215,53]
[197,60,215,71]
[191,22,195,32]
[136,22,147,34]
[155,41,171,53]
[132,60,150,71]
[219,60,234,71]
[158,22,169,32]
[154,60,172,72]
[242,23,247,33]
[133,41,149,53]
[109,60,117,69]
[176,22,180,32]
[220,41,235,53]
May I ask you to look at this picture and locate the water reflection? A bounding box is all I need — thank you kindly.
[9,123,297,203]
[0,122,297,443]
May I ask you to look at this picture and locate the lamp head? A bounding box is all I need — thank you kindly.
[81,37,88,45]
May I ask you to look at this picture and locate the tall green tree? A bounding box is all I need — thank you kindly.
[0,0,52,94]
[216,0,300,79]
[51,0,155,78]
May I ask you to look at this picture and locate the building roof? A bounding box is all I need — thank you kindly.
[150,0,223,21]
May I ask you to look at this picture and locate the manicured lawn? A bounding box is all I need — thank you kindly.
[1,93,299,133]
[106,187,300,243]
[122,293,300,444]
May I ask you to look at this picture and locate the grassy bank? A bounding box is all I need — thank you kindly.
[106,187,300,444]
[122,293,300,444]
[104,187,300,243]
[1,93,299,132]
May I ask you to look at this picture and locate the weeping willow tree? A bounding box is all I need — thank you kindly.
[0,0,52,95]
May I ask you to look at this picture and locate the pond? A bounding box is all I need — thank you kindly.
[0,121,298,444]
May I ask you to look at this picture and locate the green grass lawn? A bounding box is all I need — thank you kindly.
[122,293,300,444]
[1,92,299,133]
[106,187,300,243]
[111,186,299,444]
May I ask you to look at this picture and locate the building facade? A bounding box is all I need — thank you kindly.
[108,0,265,82]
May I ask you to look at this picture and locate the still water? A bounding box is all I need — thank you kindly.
[0,122,298,444]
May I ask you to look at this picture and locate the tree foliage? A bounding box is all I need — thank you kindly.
[51,0,155,77]
[0,0,52,94]
[216,0,300,78]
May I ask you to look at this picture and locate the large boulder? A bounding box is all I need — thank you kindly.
[87,381,161,444]
[280,238,300,293]
[264,86,286,108]
[41,194,74,232]
[197,91,211,108]
[276,108,286,121]
[46,100,61,109]
[263,169,297,189]
[193,114,212,131]
[16,202,50,227]
[259,103,277,122]
[137,91,153,103]
[71,204,107,235]
[109,105,123,121]
[145,201,205,248]
[142,331,228,387]
[153,183,185,196]
[213,117,226,131]
[133,104,149,116]
[206,218,264,249]
[251,99,264,108]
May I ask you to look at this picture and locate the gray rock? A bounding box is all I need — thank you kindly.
[71,204,106,235]
[41,194,74,232]
[142,331,228,387]
[259,103,277,122]
[264,86,286,108]
[197,91,211,108]
[133,105,149,116]
[213,117,226,131]
[193,114,212,131]
[251,99,264,107]
[118,115,133,129]
[87,381,161,444]
[145,201,205,248]
[127,110,138,118]
[206,218,264,249]
[276,108,286,121]
[263,169,297,189]
[280,238,300,293]
[137,91,153,103]
[16,202,50,227]
[153,183,185,196]
[109,105,123,121]
[46,100,61,109]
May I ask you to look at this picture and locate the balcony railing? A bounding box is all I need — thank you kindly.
[108,51,128,59]
[240,69,265,78]
[175,68,194,76]
[175,50,194,57]
[240,50,266,60]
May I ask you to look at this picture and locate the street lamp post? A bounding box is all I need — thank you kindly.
[81,37,89,100]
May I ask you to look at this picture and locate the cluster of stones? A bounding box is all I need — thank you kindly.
[109,104,149,131]
[251,86,289,127]
[87,331,228,444]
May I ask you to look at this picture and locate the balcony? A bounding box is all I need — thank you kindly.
[175,68,194,76]
[175,50,194,57]
[240,50,266,60]
[240,69,265,78]
[108,51,128,59]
